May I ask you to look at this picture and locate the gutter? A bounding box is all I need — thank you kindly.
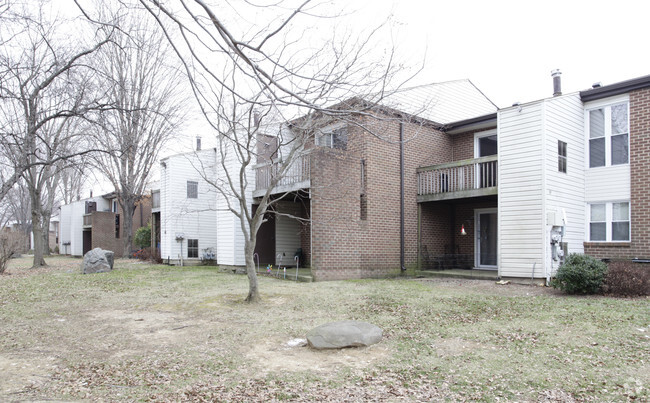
[580,74,650,102]
[400,122,405,273]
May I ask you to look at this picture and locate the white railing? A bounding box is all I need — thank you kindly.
[255,153,310,192]
[417,155,497,196]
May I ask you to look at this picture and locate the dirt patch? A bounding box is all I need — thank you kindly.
[0,354,58,395]
[246,338,389,374]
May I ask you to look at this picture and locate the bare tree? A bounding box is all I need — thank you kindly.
[0,1,111,267]
[126,1,407,302]
[89,8,185,257]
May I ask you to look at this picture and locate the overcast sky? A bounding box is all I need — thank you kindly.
[355,0,650,108]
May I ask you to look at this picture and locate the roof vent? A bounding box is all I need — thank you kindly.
[512,102,520,107]
[551,69,562,96]
[592,82,602,89]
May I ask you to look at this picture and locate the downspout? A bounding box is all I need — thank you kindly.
[400,122,406,273]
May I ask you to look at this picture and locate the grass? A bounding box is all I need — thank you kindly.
[0,255,648,401]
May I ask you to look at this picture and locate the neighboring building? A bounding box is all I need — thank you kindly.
[59,192,151,257]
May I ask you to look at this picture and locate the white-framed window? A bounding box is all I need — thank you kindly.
[187,181,198,199]
[589,201,630,242]
[317,126,348,150]
[474,129,497,158]
[587,100,629,168]
[187,239,199,258]
[112,200,118,213]
[558,140,567,173]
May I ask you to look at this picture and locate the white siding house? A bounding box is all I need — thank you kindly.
[159,149,218,264]
[58,196,110,256]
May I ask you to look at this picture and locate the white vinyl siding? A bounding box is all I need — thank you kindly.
[498,93,585,279]
[543,94,586,274]
[275,201,302,266]
[160,150,218,262]
[498,101,545,277]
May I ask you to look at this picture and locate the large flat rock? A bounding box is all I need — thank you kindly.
[307,320,382,349]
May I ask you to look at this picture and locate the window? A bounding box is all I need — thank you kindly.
[589,202,630,242]
[112,200,118,213]
[588,102,629,167]
[187,181,198,199]
[188,239,199,258]
[558,140,567,173]
[317,126,348,150]
[115,214,120,238]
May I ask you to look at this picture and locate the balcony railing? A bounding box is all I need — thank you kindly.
[83,214,92,227]
[254,153,310,195]
[417,155,497,201]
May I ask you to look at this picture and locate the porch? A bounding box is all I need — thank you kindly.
[417,155,497,202]
[416,268,500,281]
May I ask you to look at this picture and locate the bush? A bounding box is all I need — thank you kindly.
[134,223,151,249]
[551,253,608,294]
[0,231,23,274]
[603,261,650,297]
[132,247,162,263]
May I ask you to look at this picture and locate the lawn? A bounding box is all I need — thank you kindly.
[0,255,648,401]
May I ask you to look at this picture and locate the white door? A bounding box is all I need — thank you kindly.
[475,208,497,269]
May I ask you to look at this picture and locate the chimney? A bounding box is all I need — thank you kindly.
[89,190,93,198]
[551,69,562,96]
[253,111,261,128]
[196,136,201,151]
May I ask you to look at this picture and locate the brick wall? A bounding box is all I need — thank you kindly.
[585,87,650,259]
[310,115,453,280]
[89,196,152,257]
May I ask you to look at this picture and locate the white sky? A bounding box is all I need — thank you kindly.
[356,0,650,108]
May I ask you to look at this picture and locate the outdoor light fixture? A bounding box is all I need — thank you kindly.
[460,219,473,236]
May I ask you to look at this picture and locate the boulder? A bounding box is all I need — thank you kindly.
[307,320,382,349]
[81,248,114,274]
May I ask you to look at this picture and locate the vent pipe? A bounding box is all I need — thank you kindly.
[196,136,201,151]
[551,69,562,96]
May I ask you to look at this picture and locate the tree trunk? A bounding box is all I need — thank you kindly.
[30,191,46,268]
[121,199,136,257]
[244,242,260,303]
[42,210,51,255]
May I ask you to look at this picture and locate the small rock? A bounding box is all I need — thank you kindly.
[287,338,307,347]
[307,320,382,349]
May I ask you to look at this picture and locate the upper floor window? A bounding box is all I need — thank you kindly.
[558,140,567,173]
[588,102,629,168]
[317,126,348,150]
[589,201,630,242]
[187,181,198,199]
[112,200,118,213]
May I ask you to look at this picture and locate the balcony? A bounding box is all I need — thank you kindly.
[83,214,92,228]
[253,153,311,198]
[152,190,160,212]
[417,155,498,202]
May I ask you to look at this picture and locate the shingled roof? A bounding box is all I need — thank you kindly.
[379,79,498,125]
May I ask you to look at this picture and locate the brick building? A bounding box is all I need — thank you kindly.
[158,73,650,281]
[59,192,151,257]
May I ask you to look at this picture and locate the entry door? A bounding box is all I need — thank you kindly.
[475,209,497,269]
